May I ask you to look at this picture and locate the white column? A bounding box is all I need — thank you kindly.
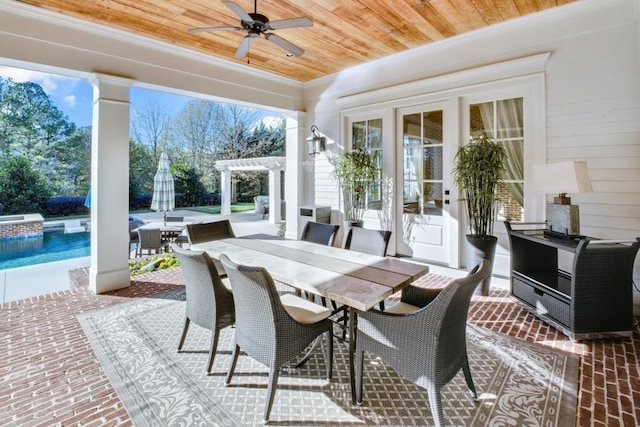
[87,73,133,294]
[220,167,232,215]
[268,168,282,224]
[284,112,306,239]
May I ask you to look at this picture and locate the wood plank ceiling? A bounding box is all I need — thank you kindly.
[17,0,575,82]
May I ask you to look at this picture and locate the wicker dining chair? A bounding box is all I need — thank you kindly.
[137,228,170,256]
[355,259,491,427]
[186,220,235,245]
[300,221,339,246]
[343,227,392,256]
[172,244,235,375]
[342,226,393,310]
[128,218,144,257]
[219,253,334,423]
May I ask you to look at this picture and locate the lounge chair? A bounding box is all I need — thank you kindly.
[63,219,85,234]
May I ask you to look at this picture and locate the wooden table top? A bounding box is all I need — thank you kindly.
[192,234,429,311]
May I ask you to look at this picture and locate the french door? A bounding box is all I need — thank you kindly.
[396,101,456,265]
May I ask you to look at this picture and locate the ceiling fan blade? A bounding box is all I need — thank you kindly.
[235,36,254,57]
[188,26,242,33]
[264,33,304,56]
[266,17,313,30]
[222,1,253,23]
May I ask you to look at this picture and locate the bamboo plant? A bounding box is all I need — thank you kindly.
[452,134,507,237]
[331,148,377,224]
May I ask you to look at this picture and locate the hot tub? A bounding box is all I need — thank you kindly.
[0,213,44,240]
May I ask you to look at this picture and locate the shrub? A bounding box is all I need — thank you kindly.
[131,194,152,210]
[46,196,88,217]
[0,156,52,215]
[128,253,179,276]
[200,192,220,205]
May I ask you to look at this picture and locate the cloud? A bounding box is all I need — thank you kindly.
[0,66,78,96]
[64,95,77,108]
[260,115,284,129]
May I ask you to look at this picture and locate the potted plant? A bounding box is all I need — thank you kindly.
[331,148,377,228]
[452,134,506,295]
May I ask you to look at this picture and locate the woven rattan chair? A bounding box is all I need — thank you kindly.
[186,220,235,245]
[137,228,170,256]
[355,259,491,427]
[172,244,235,375]
[128,219,143,257]
[219,253,334,423]
[343,227,392,310]
[343,227,391,256]
[300,221,339,246]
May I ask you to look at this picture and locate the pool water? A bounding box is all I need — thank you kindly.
[0,231,90,270]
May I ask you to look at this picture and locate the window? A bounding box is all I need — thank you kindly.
[402,110,444,216]
[470,98,524,222]
[352,118,382,210]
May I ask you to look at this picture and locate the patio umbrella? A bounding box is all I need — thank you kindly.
[150,152,175,225]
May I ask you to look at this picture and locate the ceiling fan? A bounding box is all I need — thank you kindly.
[188,0,312,58]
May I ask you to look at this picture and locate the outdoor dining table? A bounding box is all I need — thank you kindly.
[135,221,192,233]
[191,233,429,403]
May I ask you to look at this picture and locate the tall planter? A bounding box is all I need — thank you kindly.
[453,135,506,296]
[466,235,497,295]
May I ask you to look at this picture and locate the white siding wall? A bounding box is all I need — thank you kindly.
[303,0,640,299]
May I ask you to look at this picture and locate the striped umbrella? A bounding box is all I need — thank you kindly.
[150,152,175,224]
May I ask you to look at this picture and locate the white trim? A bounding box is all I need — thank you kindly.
[335,53,550,109]
[214,157,287,171]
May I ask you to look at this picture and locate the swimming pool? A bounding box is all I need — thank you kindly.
[0,231,90,270]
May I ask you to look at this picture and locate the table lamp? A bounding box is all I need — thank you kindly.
[533,161,592,237]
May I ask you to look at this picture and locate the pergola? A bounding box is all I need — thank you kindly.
[215,157,286,224]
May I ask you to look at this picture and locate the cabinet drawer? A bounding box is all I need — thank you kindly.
[512,276,571,327]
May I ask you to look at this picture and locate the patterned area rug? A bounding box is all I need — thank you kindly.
[78,294,578,426]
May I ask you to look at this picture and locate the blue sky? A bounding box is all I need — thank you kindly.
[0,66,280,128]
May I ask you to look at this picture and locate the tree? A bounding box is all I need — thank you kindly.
[170,100,219,173]
[129,140,155,198]
[0,156,52,214]
[0,78,75,160]
[0,77,81,196]
[52,126,91,195]
[172,160,206,207]
[131,100,172,165]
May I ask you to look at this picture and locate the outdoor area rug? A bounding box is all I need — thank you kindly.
[78,295,579,426]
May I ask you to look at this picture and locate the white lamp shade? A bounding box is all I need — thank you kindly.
[533,161,593,194]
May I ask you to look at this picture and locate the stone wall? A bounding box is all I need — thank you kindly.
[0,214,44,240]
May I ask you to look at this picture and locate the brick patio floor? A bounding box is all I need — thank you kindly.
[1,266,638,426]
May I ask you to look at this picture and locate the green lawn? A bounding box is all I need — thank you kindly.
[45,203,255,221]
[181,203,255,214]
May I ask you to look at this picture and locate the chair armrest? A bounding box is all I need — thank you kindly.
[400,286,442,308]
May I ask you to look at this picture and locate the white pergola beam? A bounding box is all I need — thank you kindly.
[215,157,286,224]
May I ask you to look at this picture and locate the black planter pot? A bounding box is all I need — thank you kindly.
[465,235,497,296]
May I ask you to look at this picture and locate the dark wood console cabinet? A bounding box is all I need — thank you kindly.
[505,222,640,340]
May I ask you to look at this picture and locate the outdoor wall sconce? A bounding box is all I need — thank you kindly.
[306,125,326,157]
